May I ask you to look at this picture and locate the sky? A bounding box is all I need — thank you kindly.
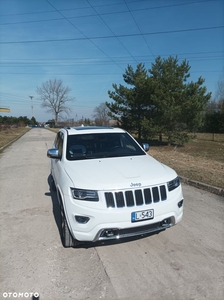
[0,0,223,122]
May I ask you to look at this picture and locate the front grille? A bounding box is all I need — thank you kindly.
[105,185,167,208]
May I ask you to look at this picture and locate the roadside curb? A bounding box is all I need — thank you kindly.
[0,137,19,151]
[180,176,224,198]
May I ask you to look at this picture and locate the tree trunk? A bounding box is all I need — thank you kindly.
[159,133,162,143]
[55,113,58,127]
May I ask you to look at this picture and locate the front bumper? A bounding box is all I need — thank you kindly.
[63,186,184,242]
[94,217,174,242]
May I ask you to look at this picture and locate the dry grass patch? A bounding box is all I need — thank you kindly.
[48,128,59,133]
[149,136,224,189]
[0,127,30,149]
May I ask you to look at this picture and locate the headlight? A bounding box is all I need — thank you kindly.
[71,188,99,201]
[167,176,180,191]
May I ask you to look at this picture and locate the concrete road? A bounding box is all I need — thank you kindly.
[0,128,223,300]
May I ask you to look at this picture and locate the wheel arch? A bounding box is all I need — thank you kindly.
[56,186,78,242]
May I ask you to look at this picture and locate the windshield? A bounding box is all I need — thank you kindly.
[66,132,146,160]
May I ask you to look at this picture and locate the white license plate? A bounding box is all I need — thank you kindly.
[131,209,154,222]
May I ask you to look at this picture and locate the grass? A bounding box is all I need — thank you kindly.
[0,127,30,150]
[0,127,223,189]
[149,133,224,189]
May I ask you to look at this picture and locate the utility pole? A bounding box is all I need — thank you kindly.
[29,95,34,118]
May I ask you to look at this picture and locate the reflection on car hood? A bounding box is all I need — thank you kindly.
[64,154,177,190]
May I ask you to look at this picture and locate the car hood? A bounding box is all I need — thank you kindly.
[64,154,177,190]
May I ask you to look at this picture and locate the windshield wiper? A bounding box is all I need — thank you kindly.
[71,156,96,160]
[103,153,132,158]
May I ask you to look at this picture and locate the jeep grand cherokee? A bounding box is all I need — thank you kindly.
[47,126,184,247]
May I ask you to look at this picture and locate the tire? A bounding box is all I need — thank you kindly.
[51,175,56,192]
[60,205,79,248]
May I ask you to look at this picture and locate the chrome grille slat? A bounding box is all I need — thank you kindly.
[125,191,134,207]
[105,192,115,208]
[105,185,167,208]
[144,188,152,204]
[160,185,167,201]
[115,192,125,207]
[152,187,160,203]
[135,189,143,206]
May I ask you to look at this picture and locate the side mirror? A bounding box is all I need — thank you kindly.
[142,143,150,152]
[47,148,61,159]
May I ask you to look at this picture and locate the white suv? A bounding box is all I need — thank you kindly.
[47,126,184,247]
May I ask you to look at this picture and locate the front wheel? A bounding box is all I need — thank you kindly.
[60,205,79,248]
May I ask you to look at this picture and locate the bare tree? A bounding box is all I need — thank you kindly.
[93,102,110,126]
[36,79,74,125]
[215,71,224,101]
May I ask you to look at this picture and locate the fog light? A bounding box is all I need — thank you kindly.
[161,218,171,227]
[178,199,184,208]
[100,229,119,238]
[106,230,114,237]
[75,215,90,224]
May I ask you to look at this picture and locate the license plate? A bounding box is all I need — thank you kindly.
[131,209,154,222]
